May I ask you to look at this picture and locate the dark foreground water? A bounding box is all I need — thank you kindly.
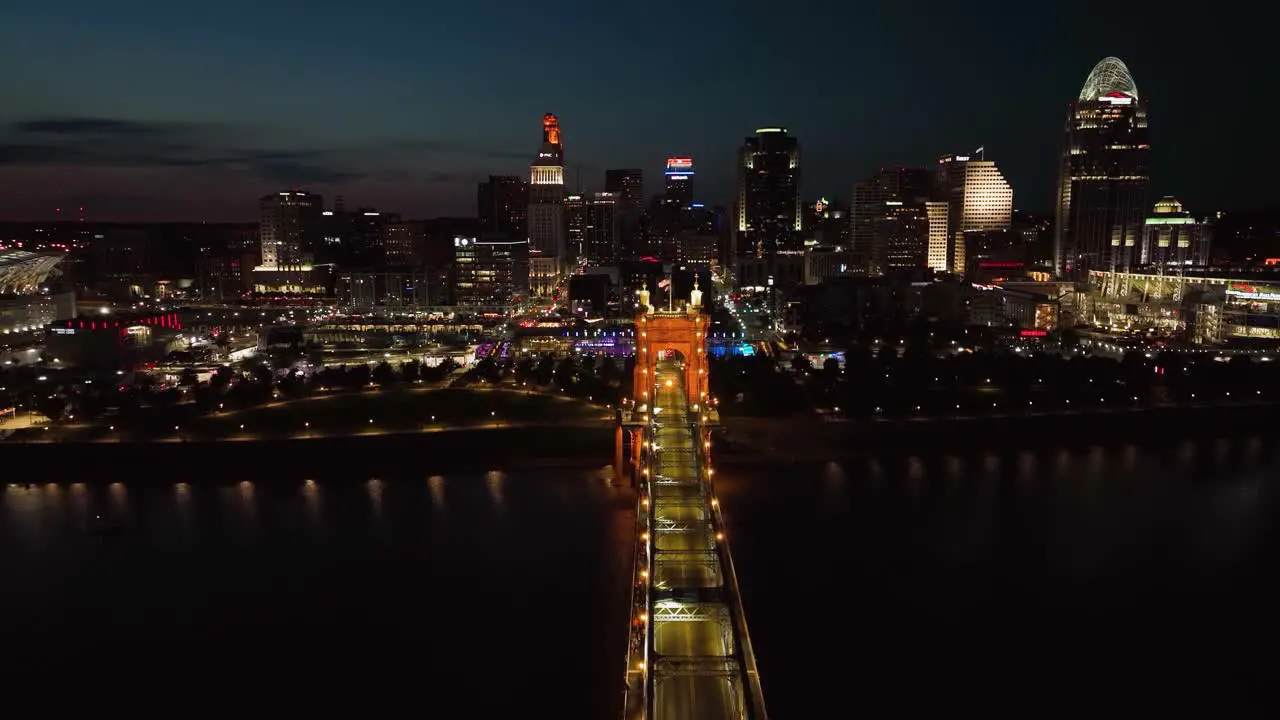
[3,435,1279,716]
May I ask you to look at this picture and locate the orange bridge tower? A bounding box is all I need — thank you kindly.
[615,280,710,485]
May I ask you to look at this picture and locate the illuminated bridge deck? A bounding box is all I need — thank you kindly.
[624,357,767,720]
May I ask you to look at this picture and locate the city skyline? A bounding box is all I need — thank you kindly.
[0,2,1272,221]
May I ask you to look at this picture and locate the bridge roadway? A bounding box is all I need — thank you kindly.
[624,358,767,720]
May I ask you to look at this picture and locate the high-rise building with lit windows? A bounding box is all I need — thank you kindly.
[851,167,933,274]
[605,169,644,259]
[253,191,329,293]
[935,154,1013,274]
[925,202,950,272]
[259,191,322,269]
[528,114,566,296]
[605,169,644,206]
[1054,57,1150,278]
[1142,196,1211,269]
[565,194,587,261]
[528,114,565,256]
[478,175,528,240]
[881,203,932,270]
[663,157,695,208]
[735,128,801,260]
[585,192,621,265]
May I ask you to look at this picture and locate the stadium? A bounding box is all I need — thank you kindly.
[0,249,72,338]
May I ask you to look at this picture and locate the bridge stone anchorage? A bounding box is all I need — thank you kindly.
[618,281,769,720]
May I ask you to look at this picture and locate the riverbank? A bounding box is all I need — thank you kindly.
[2,425,618,481]
[717,402,1280,462]
[5,385,612,444]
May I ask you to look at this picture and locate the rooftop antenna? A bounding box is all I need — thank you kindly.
[974,145,986,160]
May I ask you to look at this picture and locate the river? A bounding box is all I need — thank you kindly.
[2,433,1276,716]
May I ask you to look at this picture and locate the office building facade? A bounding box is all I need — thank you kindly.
[453,235,529,306]
[735,128,802,260]
[259,191,322,269]
[478,175,528,240]
[1143,196,1211,269]
[936,154,1013,275]
[851,167,933,274]
[1054,57,1150,277]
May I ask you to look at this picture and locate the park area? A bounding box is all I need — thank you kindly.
[12,387,613,443]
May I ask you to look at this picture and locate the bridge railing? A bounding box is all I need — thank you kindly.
[697,427,770,720]
[622,445,652,720]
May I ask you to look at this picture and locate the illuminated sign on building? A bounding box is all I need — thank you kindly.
[1019,329,1048,338]
[1099,92,1134,105]
[665,157,694,176]
[979,261,1024,268]
[1226,283,1280,302]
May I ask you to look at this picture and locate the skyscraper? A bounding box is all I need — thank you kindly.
[259,191,323,269]
[1054,57,1150,278]
[585,192,621,265]
[935,154,1013,274]
[605,169,644,259]
[735,128,801,260]
[850,167,933,274]
[1142,196,1211,269]
[925,202,951,272]
[565,194,587,260]
[528,113,566,296]
[478,175,528,240]
[881,203,932,270]
[663,157,695,208]
[605,169,644,206]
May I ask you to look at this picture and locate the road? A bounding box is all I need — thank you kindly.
[648,359,741,720]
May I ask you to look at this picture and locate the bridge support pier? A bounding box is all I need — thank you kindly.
[615,422,646,488]
[632,428,644,485]
[615,422,625,485]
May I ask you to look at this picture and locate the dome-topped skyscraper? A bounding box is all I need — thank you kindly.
[1078,56,1140,102]
[1054,57,1150,278]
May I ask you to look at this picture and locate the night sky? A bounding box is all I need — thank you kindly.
[0,1,1271,221]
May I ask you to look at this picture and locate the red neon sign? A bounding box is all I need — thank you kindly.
[1019,329,1048,337]
[666,157,693,169]
[979,261,1023,268]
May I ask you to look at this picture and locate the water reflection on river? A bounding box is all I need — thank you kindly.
[1,434,1276,715]
[0,467,633,716]
[718,434,1279,717]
